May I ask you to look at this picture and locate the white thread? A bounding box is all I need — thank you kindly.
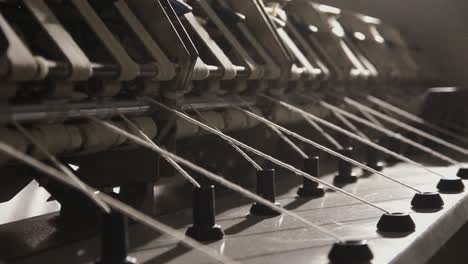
[0,141,235,264]
[367,95,468,144]
[91,117,343,241]
[303,115,343,149]
[321,101,458,170]
[236,96,309,159]
[333,111,369,140]
[13,121,110,212]
[117,112,201,188]
[142,97,391,214]
[260,97,447,188]
[190,107,263,171]
[237,96,308,159]
[345,97,468,157]
[236,105,424,193]
[268,123,309,159]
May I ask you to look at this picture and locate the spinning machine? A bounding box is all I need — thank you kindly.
[0,0,467,263]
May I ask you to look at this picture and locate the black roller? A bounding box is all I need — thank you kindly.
[437,178,465,193]
[377,213,415,233]
[411,192,444,210]
[334,147,358,183]
[366,140,385,172]
[328,240,373,264]
[95,211,137,264]
[297,157,325,197]
[457,167,468,179]
[186,185,224,241]
[250,169,281,216]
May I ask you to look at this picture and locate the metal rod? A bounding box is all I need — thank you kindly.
[0,100,151,124]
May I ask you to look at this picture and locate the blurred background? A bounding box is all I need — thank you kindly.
[319,0,468,87]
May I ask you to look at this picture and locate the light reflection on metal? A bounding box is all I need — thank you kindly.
[360,15,381,25]
[370,26,385,43]
[354,32,366,41]
[314,4,341,15]
[308,25,319,32]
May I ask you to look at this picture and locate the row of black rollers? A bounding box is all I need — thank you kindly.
[95,143,468,264]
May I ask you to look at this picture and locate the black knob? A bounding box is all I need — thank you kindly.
[411,192,444,210]
[334,147,358,183]
[377,212,415,233]
[250,169,281,216]
[457,167,468,179]
[366,140,384,172]
[328,240,373,264]
[186,185,224,241]
[437,177,465,193]
[297,157,325,197]
[96,211,137,264]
